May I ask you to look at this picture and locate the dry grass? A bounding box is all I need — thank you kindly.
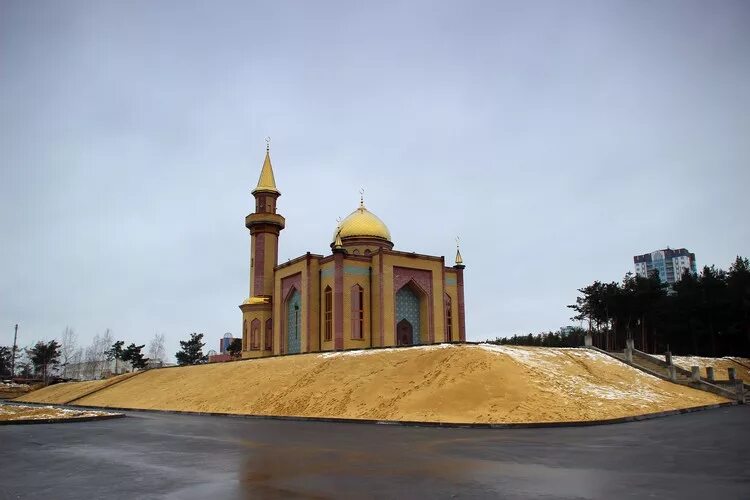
[19,345,728,424]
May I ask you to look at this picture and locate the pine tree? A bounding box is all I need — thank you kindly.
[227,338,242,358]
[175,333,208,365]
[122,343,148,371]
[26,340,62,383]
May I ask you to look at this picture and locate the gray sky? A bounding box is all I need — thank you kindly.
[1,1,748,359]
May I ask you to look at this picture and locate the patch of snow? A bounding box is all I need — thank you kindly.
[318,343,454,359]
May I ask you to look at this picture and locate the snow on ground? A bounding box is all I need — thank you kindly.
[1,382,31,389]
[325,343,684,408]
[478,344,671,406]
[318,343,453,358]
[0,403,120,421]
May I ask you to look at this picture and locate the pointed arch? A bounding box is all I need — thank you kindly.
[242,320,247,350]
[395,280,427,346]
[324,285,333,341]
[351,283,365,340]
[284,286,302,354]
[250,318,260,350]
[444,293,453,342]
[265,318,273,351]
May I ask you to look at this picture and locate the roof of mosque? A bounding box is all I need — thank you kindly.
[333,199,391,243]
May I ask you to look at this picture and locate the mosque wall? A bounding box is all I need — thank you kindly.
[341,257,372,350]
[275,262,305,355]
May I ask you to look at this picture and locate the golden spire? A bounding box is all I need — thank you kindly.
[333,217,344,250]
[455,236,464,266]
[253,137,279,194]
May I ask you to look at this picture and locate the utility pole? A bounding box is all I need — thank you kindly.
[11,324,18,379]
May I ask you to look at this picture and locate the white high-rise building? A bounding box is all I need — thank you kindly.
[633,248,697,284]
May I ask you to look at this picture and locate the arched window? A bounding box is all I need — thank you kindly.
[251,319,260,350]
[324,286,332,341]
[352,249,360,255]
[351,284,364,340]
[286,289,301,354]
[243,320,247,350]
[364,249,371,256]
[444,294,453,342]
[265,319,273,351]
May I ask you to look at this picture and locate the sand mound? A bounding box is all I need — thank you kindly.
[653,355,750,384]
[15,372,138,404]
[18,345,727,424]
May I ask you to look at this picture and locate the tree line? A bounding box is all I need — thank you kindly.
[488,328,587,348]
[1,328,167,382]
[568,256,750,357]
[2,329,241,381]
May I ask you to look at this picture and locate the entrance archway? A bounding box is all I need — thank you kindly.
[397,319,413,346]
[395,282,423,345]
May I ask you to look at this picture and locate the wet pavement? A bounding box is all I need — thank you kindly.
[1,406,749,499]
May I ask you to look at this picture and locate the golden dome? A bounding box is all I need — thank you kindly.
[333,200,391,243]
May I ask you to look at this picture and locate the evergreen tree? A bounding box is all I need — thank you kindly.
[0,346,13,377]
[726,256,750,353]
[567,255,750,356]
[106,340,126,374]
[26,340,62,383]
[122,343,148,371]
[227,338,242,358]
[175,333,208,365]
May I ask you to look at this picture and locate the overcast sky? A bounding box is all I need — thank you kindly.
[1,1,748,359]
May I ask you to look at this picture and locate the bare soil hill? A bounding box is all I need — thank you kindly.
[15,372,139,404]
[18,345,728,424]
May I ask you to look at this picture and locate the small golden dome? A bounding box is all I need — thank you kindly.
[333,200,391,243]
[242,296,270,305]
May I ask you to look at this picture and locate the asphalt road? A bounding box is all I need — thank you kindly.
[1,406,749,499]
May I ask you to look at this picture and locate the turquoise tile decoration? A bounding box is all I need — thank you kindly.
[286,289,301,353]
[395,286,421,344]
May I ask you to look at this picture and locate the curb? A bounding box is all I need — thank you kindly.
[3,400,737,429]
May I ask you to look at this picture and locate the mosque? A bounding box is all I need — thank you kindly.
[239,144,466,357]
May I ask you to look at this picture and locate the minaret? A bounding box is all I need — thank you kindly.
[246,140,285,297]
[453,237,466,342]
[239,140,285,357]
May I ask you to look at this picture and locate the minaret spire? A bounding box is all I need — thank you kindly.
[253,137,279,195]
[454,236,464,268]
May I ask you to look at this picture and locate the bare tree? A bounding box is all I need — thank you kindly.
[83,334,99,380]
[66,346,83,379]
[82,329,113,379]
[147,333,166,366]
[59,327,78,378]
[97,329,113,377]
